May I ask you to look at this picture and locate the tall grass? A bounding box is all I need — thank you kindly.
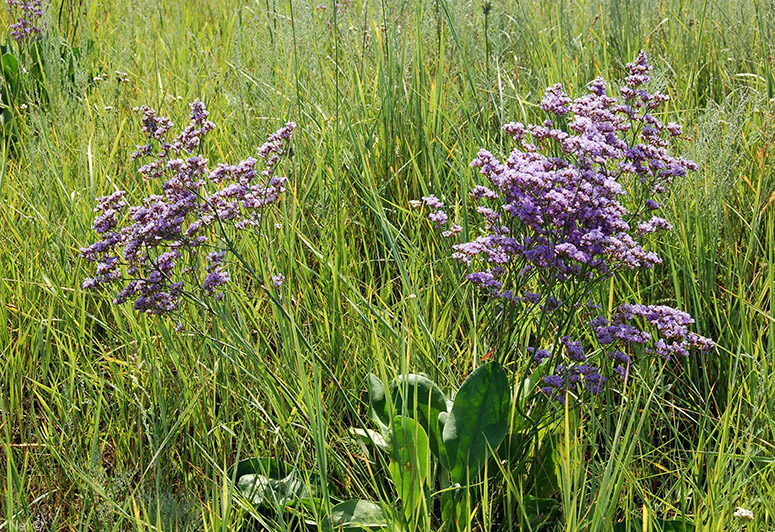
[1,0,773,530]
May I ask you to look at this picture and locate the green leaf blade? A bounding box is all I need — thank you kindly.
[441,362,510,484]
[390,374,448,462]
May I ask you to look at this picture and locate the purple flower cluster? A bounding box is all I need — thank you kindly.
[431,51,696,301]
[594,304,715,363]
[425,51,715,404]
[7,0,43,42]
[81,100,295,314]
[540,364,606,405]
[538,303,715,403]
[536,335,606,403]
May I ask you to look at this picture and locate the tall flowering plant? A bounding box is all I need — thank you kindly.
[80,100,294,314]
[425,51,713,404]
[2,0,47,145]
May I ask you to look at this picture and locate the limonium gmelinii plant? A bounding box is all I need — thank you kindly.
[6,0,43,42]
[81,100,294,314]
[425,51,714,404]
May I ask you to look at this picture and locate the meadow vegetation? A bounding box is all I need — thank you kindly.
[1,0,775,530]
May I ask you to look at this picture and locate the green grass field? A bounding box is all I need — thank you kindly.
[1,0,775,530]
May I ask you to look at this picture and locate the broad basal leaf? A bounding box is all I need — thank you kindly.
[441,362,510,484]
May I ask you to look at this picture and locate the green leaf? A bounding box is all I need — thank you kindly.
[368,373,390,428]
[520,495,561,531]
[1,53,19,78]
[326,500,391,531]
[229,458,317,508]
[349,427,389,452]
[389,374,448,462]
[441,362,510,483]
[1,52,20,104]
[388,416,430,513]
[438,411,448,432]
[229,457,286,480]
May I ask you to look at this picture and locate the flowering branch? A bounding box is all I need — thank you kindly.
[81,100,294,314]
